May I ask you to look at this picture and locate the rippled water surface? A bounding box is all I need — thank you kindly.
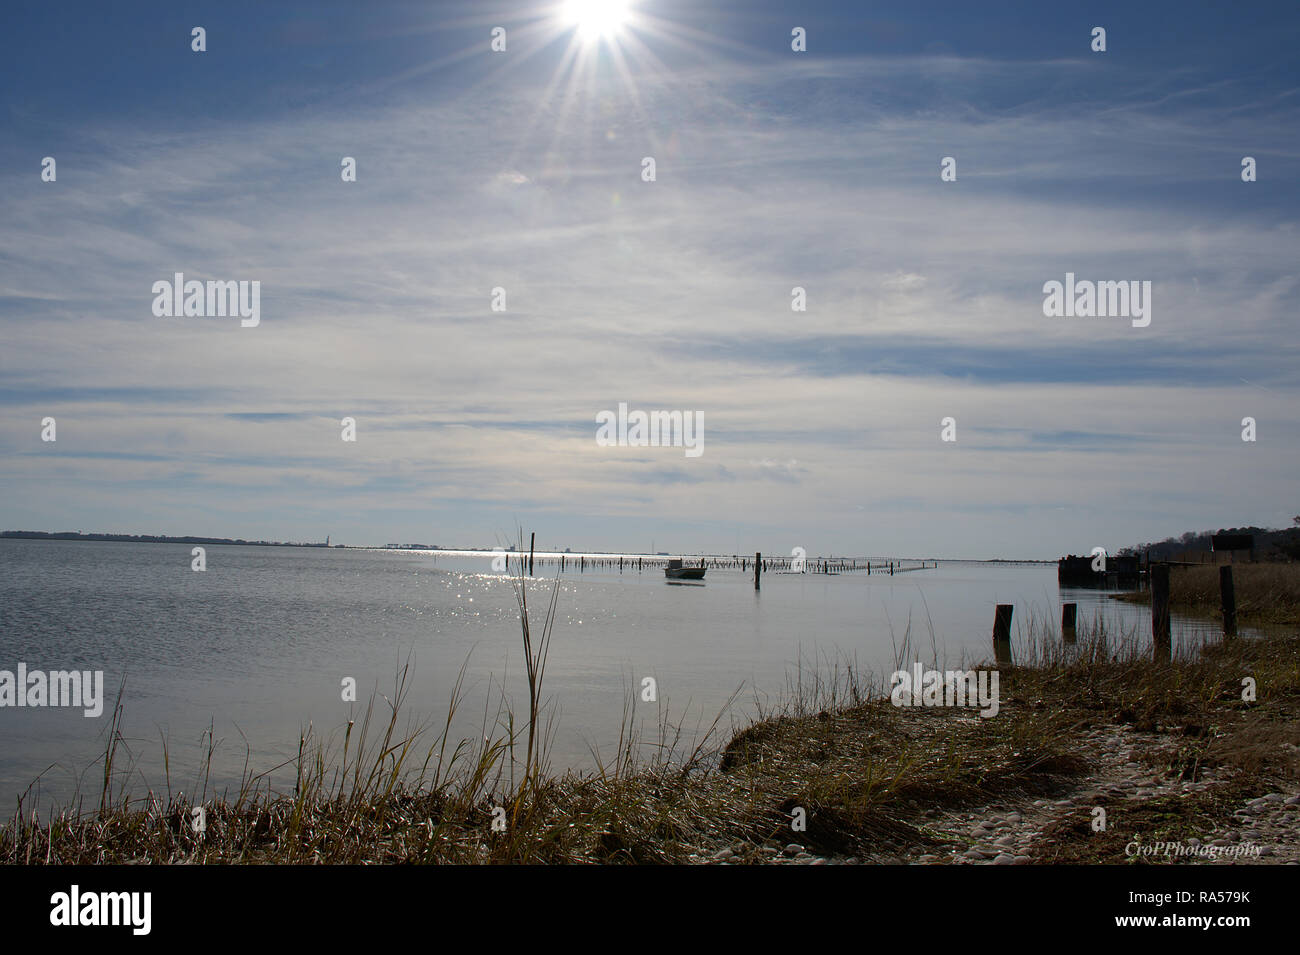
[0,540,1230,812]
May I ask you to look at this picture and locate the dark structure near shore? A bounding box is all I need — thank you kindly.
[1057,553,1143,587]
[1211,533,1254,562]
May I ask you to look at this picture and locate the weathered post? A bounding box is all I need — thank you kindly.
[528,532,535,576]
[1061,602,1077,644]
[993,604,1014,666]
[1219,565,1237,638]
[1151,564,1171,661]
[754,552,761,591]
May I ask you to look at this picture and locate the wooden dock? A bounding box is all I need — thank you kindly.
[488,552,938,577]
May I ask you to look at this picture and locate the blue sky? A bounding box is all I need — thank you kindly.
[1,1,1297,558]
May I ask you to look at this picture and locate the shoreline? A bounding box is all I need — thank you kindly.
[5,608,1296,864]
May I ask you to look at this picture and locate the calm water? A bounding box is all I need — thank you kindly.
[0,540,1230,814]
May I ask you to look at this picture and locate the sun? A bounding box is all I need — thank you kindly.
[562,0,633,43]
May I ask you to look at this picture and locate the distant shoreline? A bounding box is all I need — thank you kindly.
[0,532,1057,563]
[0,530,332,548]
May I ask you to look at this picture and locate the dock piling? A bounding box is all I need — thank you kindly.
[1151,564,1171,661]
[993,604,1014,666]
[1061,602,1077,644]
[1219,565,1237,638]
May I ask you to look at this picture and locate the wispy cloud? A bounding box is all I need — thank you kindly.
[2,4,1297,555]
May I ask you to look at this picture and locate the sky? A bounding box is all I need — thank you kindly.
[1,0,1297,559]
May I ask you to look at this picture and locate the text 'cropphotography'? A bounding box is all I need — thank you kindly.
[1042,272,1151,327]
[890,664,1000,718]
[151,273,261,326]
[0,664,104,717]
[1125,841,1263,860]
[596,402,704,457]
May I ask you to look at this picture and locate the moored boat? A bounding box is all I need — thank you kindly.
[664,558,706,580]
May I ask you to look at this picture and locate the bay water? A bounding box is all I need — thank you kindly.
[0,540,1226,814]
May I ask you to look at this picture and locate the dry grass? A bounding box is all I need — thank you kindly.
[1115,561,1300,626]
[3,564,1298,864]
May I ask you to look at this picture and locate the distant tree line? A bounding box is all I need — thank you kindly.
[1118,516,1300,561]
[0,530,329,547]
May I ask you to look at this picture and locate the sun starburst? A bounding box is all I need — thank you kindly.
[562,0,633,43]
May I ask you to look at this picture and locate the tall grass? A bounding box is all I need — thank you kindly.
[511,547,560,807]
[4,564,1294,864]
[1116,561,1300,625]
[1,540,563,862]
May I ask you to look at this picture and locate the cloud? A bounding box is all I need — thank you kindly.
[1,38,1296,555]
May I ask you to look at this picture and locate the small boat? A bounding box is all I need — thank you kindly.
[664,558,706,580]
